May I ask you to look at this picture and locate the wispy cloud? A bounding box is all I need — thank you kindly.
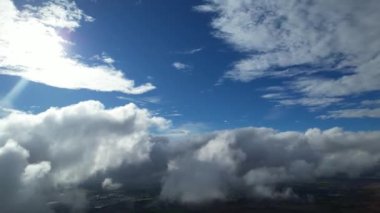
[320,108,380,119]
[186,47,203,54]
[0,0,154,94]
[320,99,380,119]
[278,98,343,108]
[262,92,342,109]
[361,99,380,107]
[117,95,161,105]
[197,0,380,109]
[176,47,203,55]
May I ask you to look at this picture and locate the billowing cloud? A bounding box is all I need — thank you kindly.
[196,0,380,109]
[160,127,380,202]
[0,100,168,212]
[0,140,54,213]
[0,0,154,94]
[1,101,380,210]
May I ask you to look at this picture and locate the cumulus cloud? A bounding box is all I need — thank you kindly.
[0,140,53,213]
[0,0,154,94]
[160,127,380,202]
[196,0,380,108]
[2,101,380,210]
[0,100,168,212]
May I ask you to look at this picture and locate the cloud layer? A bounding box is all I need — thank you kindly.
[0,0,154,94]
[1,100,380,211]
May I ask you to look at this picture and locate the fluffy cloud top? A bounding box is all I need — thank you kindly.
[1,101,380,211]
[0,0,154,94]
[161,127,380,202]
[196,0,380,110]
[0,100,168,212]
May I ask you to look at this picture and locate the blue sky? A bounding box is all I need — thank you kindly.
[1,0,380,132]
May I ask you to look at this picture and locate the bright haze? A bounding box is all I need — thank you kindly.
[0,0,380,212]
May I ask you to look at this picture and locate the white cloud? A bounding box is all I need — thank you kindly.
[22,161,51,184]
[196,0,380,107]
[92,52,115,65]
[186,47,203,54]
[291,55,380,97]
[172,62,191,71]
[262,93,342,108]
[193,4,216,13]
[102,178,122,190]
[262,93,288,100]
[161,127,380,203]
[2,101,380,208]
[117,95,161,105]
[320,108,380,119]
[0,0,154,94]
[320,98,380,119]
[103,57,115,64]
[22,0,95,29]
[0,100,169,211]
[0,100,169,185]
[361,99,380,107]
[277,97,343,108]
[177,47,203,55]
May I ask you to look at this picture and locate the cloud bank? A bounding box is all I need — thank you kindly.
[0,0,154,94]
[160,127,380,202]
[2,101,380,211]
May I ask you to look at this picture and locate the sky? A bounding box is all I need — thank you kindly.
[1,0,380,212]
[1,0,379,132]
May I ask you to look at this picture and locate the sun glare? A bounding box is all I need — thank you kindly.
[0,0,154,95]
